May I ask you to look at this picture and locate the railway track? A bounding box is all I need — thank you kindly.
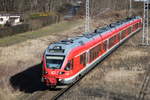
[137,67,150,100]
[51,76,83,100]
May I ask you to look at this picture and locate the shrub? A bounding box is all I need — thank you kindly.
[30,12,58,19]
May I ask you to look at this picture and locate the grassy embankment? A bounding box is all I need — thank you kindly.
[0,19,83,46]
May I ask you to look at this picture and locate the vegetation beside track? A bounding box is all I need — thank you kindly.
[0,19,83,47]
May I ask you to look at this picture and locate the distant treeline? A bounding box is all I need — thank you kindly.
[0,0,78,13]
[0,0,142,13]
[0,0,143,38]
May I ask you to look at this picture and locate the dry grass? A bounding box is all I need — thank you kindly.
[0,88,19,100]
[0,19,83,46]
[0,78,21,100]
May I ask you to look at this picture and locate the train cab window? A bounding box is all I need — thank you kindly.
[46,56,64,69]
[65,62,71,71]
[65,59,73,71]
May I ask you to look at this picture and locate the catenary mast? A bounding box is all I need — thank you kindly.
[85,0,90,33]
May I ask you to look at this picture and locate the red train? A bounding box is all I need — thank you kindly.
[41,16,142,88]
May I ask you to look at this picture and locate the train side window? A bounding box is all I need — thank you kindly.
[103,41,107,51]
[65,59,73,71]
[139,22,142,27]
[133,23,138,31]
[109,35,116,48]
[132,24,135,31]
[127,27,132,34]
[80,53,86,66]
[89,44,101,62]
[120,30,126,39]
[117,33,120,41]
[136,23,139,29]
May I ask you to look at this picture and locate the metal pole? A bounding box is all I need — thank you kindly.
[129,0,132,17]
[142,1,146,44]
[146,0,149,45]
[85,0,90,33]
[142,0,149,45]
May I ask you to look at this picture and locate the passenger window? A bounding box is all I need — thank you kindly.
[103,41,107,51]
[109,36,115,48]
[80,53,86,66]
[139,22,142,27]
[128,27,132,34]
[120,30,126,39]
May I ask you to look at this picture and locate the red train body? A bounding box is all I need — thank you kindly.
[41,16,142,87]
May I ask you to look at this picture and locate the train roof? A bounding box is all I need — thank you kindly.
[45,16,141,56]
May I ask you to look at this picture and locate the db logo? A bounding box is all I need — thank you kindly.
[51,71,56,74]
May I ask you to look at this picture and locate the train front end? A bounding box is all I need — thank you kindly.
[41,44,71,88]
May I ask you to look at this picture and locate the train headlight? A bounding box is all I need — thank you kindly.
[59,79,63,82]
[58,72,65,75]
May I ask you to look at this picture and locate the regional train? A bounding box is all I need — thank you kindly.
[41,16,142,88]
